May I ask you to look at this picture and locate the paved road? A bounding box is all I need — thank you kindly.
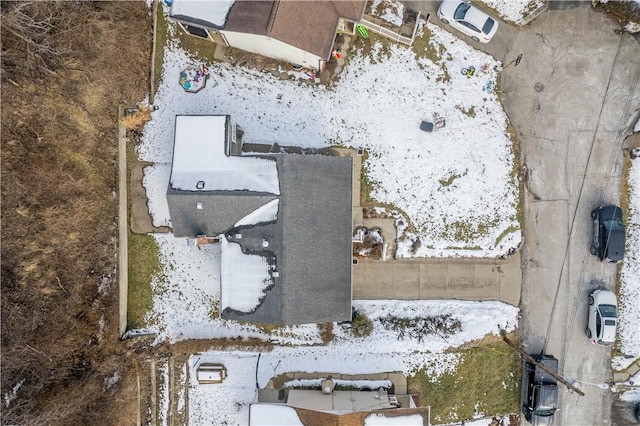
[404,0,520,62]
[501,6,640,426]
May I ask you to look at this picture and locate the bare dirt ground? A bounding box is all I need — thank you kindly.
[1,2,152,424]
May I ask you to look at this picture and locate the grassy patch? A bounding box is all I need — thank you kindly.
[443,245,482,251]
[318,323,334,344]
[411,29,451,82]
[412,27,435,62]
[439,169,467,187]
[494,225,519,248]
[455,105,476,118]
[380,314,461,342]
[442,221,489,242]
[506,119,525,233]
[407,338,521,423]
[352,32,394,64]
[127,232,161,329]
[153,2,169,99]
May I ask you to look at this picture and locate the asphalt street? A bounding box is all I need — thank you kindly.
[500,6,640,426]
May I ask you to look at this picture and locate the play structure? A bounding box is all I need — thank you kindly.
[179,65,208,93]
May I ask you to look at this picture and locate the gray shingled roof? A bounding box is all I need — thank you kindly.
[221,154,353,325]
[167,189,277,237]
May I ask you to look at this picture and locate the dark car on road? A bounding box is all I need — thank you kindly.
[523,354,559,426]
[590,204,625,263]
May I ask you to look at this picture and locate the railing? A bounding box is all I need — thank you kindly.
[360,12,420,46]
[359,17,414,45]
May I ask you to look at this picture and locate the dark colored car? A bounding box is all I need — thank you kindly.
[523,354,559,426]
[590,205,625,263]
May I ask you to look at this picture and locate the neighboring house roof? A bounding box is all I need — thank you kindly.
[170,0,236,29]
[267,0,366,59]
[248,405,430,426]
[171,0,366,60]
[167,115,353,325]
[293,407,430,426]
[223,0,275,35]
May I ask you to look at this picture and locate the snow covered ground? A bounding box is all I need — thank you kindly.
[140,21,521,258]
[184,300,518,425]
[613,147,640,372]
[481,0,544,23]
[136,5,640,424]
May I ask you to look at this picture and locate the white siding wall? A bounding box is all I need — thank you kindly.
[220,31,323,70]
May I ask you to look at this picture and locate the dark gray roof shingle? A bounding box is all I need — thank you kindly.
[220,154,353,325]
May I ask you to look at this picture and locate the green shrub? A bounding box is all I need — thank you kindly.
[352,312,373,337]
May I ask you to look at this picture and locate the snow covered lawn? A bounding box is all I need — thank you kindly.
[613,147,640,372]
[184,300,518,425]
[140,21,521,258]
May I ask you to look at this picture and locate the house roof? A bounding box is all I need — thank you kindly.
[286,389,394,413]
[167,115,353,325]
[170,0,236,29]
[221,154,353,325]
[268,0,367,59]
[167,190,277,237]
[173,0,366,60]
[169,115,280,195]
[290,406,430,426]
[224,1,276,35]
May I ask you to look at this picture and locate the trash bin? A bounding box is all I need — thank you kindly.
[419,121,434,132]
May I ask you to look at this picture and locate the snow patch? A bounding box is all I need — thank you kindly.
[220,238,273,313]
[235,199,279,227]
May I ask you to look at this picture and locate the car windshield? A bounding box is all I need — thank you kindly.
[482,18,495,34]
[533,407,557,417]
[603,218,624,231]
[599,304,617,318]
[454,3,471,20]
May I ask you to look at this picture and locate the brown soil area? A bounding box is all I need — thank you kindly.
[1,2,152,424]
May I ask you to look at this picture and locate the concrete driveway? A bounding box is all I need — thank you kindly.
[500,5,640,426]
[403,0,519,61]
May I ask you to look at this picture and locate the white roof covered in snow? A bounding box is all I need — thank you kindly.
[365,413,424,425]
[170,115,279,194]
[170,0,235,27]
[220,237,272,313]
[249,404,303,426]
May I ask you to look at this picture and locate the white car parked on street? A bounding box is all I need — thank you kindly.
[585,289,618,346]
[437,0,499,43]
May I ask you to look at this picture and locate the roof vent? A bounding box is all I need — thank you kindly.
[196,202,203,210]
[262,239,269,248]
[196,181,205,189]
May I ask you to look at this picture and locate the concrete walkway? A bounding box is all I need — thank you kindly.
[353,252,521,306]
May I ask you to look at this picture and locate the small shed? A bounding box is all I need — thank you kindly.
[196,363,227,384]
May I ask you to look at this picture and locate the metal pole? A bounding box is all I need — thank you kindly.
[500,330,585,396]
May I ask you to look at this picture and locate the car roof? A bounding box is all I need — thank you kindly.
[605,230,625,261]
[598,204,623,220]
[535,356,559,384]
[601,319,617,343]
[464,4,491,27]
[537,384,559,410]
[595,290,617,306]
